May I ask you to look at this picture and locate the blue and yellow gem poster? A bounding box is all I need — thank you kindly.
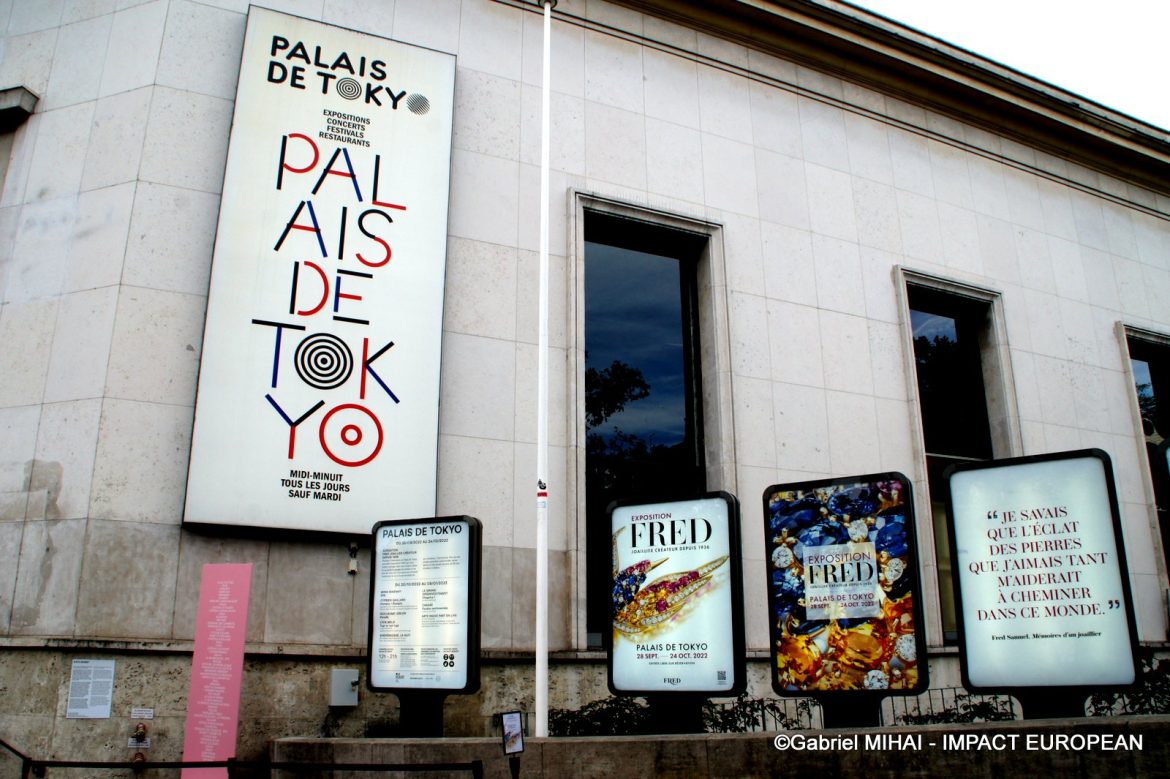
[764,473,926,694]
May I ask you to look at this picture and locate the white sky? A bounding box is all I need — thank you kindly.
[850,0,1170,131]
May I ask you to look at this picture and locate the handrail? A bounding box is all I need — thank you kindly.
[0,745,484,779]
[26,760,483,771]
[29,759,483,771]
[0,736,30,761]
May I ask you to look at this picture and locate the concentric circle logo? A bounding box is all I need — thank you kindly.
[294,333,353,390]
[335,78,362,100]
[319,404,384,467]
[406,93,431,115]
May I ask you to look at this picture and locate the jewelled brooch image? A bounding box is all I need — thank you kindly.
[611,527,729,635]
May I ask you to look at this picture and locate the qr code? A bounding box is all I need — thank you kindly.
[717,670,727,682]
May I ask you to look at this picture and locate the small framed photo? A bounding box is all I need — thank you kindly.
[500,710,524,755]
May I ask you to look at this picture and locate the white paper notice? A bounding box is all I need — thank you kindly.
[67,659,115,719]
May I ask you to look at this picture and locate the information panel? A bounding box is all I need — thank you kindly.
[608,493,745,696]
[947,449,1139,690]
[763,473,928,696]
[66,659,115,719]
[368,516,481,692]
[185,7,455,533]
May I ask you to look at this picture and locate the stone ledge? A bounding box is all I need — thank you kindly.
[273,715,1170,778]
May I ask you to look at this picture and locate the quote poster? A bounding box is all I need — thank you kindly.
[185,8,454,533]
[948,449,1138,689]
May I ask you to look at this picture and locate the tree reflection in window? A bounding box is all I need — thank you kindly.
[583,215,705,640]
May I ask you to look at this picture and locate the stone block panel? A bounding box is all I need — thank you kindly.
[74,519,180,639]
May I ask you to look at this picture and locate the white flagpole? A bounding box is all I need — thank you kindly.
[534,0,554,739]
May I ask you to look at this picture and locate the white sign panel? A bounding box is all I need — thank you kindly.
[949,451,1137,688]
[66,659,115,719]
[185,8,454,533]
[369,517,480,691]
[610,495,741,694]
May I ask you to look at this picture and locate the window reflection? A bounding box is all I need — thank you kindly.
[908,287,994,644]
[583,215,705,640]
[1128,341,1170,574]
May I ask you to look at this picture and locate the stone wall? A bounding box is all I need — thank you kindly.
[0,648,989,770]
[0,645,1158,777]
[0,650,620,765]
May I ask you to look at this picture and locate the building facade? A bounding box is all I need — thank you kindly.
[1,0,1169,763]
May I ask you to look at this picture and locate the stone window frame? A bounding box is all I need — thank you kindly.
[1119,323,1170,586]
[568,191,734,650]
[895,267,1023,648]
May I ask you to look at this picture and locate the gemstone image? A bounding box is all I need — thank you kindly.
[611,562,650,615]
[795,520,848,560]
[894,633,917,663]
[772,567,819,634]
[767,478,918,692]
[875,511,908,557]
[827,487,880,519]
[875,511,911,599]
[883,557,905,583]
[772,545,795,569]
[613,556,729,634]
[772,568,803,612]
[847,519,870,543]
[769,496,821,534]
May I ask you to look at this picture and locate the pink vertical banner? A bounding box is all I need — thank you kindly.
[182,563,253,779]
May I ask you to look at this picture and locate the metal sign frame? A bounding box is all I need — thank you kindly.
[762,472,929,701]
[945,446,1137,692]
[367,516,481,694]
[607,491,747,697]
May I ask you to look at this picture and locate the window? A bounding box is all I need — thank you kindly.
[1126,333,1170,573]
[582,211,708,641]
[903,275,1018,644]
[0,86,37,181]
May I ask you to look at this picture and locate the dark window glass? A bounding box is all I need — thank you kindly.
[1129,347,1168,436]
[908,286,994,644]
[909,289,993,461]
[583,212,705,640]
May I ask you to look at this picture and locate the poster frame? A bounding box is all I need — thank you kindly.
[500,710,525,755]
[606,491,747,698]
[945,448,1140,695]
[367,515,481,695]
[184,6,455,535]
[762,471,930,701]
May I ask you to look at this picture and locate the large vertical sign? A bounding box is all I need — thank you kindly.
[608,493,746,696]
[763,473,928,696]
[185,8,455,533]
[947,449,1139,690]
[368,517,481,692]
[182,563,252,779]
